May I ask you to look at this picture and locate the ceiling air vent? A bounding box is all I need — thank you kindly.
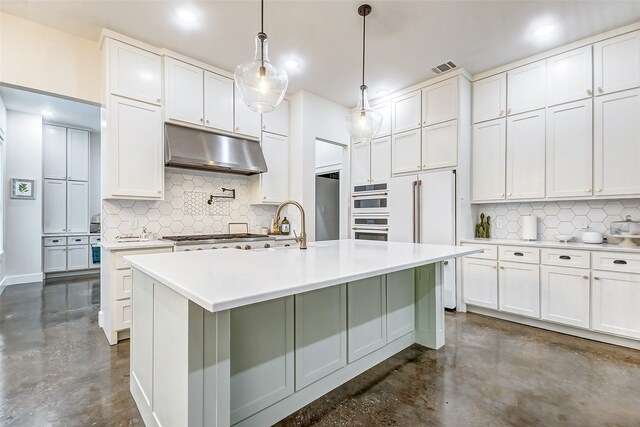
[431,60,457,75]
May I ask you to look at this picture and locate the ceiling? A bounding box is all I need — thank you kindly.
[0,85,101,131]
[2,1,640,107]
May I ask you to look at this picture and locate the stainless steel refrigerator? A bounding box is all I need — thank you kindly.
[388,170,457,309]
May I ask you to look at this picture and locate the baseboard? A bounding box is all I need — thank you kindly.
[5,272,44,286]
[0,276,6,296]
[98,310,104,328]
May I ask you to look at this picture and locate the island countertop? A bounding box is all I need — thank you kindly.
[125,239,481,312]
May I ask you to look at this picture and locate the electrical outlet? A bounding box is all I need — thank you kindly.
[129,218,138,230]
[496,219,503,229]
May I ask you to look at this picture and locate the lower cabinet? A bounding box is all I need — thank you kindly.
[112,298,132,332]
[498,261,540,318]
[541,265,590,328]
[592,270,640,339]
[43,246,67,273]
[230,296,294,424]
[67,244,89,270]
[386,269,415,342]
[347,276,387,362]
[462,258,498,309]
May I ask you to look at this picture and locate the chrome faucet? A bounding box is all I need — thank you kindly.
[275,200,307,249]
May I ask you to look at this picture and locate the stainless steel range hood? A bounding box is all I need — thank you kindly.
[164,123,267,175]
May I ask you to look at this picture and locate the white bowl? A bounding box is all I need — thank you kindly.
[582,231,604,244]
[554,234,573,243]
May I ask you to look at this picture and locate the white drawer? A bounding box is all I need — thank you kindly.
[90,235,101,244]
[499,246,540,264]
[113,298,131,331]
[461,243,498,260]
[593,251,640,274]
[44,237,66,247]
[274,239,297,247]
[114,269,132,300]
[114,247,172,270]
[541,248,590,269]
[67,236,89,245]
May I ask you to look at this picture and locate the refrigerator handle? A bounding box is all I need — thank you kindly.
[416,180,422,243]
[412,180,418,243]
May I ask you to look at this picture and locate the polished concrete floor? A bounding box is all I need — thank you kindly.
[1,278,639,426]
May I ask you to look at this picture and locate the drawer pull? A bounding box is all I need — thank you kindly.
[582,275,589,280]
[443,260,449,265]
[513,252,524,256]
[75,239,81,242]
[559,255,571,260]
[52,240,59,243]
[613,260,628,265]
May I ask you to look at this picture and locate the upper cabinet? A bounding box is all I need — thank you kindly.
[472,118,506,202]
[250,132,289,204]
[204,71,234,132]
[371,101,391,138]
[0,94,6,140]
[421,120,457,171]
[262,99,289,136]
[234,90,262,139]
[506,110,545,200]
[422,78,458,126]
[546,46,593,106]
[165,58,204,126]
[392,128,422,175]
[473,73,507,123]
[43,125,67,180]
[351,141,371,186]
[507,60,546,115]
[391,91,421,134]
[67,128,90,182]
[352,137,391,185]
[109,39,162,105]
[594,30,640,95]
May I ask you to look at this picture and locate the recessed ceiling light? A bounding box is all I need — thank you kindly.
[41,110,53,117]
[376,89,390,96]
[534,24,556,37]
[285,60,299,70]
[177,9,198,23]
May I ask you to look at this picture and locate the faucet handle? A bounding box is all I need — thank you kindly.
[294,229,300,242]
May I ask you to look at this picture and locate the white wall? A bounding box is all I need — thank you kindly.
[5,111,43,283]
[0,12,101,104]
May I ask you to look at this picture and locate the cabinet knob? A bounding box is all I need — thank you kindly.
[597,86,604,94]
[263,196,266,199]
[262,125,266,129]
[206,119,210,124]
[594,276,600,280]
[596,188,602,192]
[157,98,161,103]
[507,192,512,197]
[157,190,161,194]
[586,89,592,96]
[507,108,512,114]
[235,127,239,131]
[200,118,204,123]
[586,188,592,192]
[582,275,589,280]
[500,193,505,197]
[423,121,426,125]
[492,265,497,269]
[417,165,421,169]
[499,266,504,270]
[443,260,449,265]
[499,110,505,116]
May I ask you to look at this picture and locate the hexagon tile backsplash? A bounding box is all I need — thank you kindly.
[473,199,640,241]
[101,168,278,241]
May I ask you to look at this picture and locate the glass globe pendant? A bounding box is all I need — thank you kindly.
[346,4,382,143]
[234,0,288,113]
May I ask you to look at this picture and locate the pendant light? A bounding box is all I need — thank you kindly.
[234,0,288,113]
[346,4,382,143]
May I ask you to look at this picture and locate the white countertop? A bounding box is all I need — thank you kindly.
[460,238,640,253]
[99,239,175,250]
[125,239,481,313]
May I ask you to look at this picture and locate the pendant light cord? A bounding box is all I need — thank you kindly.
[260,0,265,70]
[261,0,264,33]
[360,9,367,106]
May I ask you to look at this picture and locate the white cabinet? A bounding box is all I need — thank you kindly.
[66,128,89,182]
[392,129,421,175]
[498,261,540,318]
[108,39,162,105]
[541,266,590,329]
[391,90,421,134]
[370,136,391,182]
[422,78,458,126]
[165,58,204,126]
[472,73,507,123]
[472,118,506,201]
[351,141,371,186]
[372,101,391,137]
[204,71,234,132]
[594,88,640,196]
[262,99,289,136]
[67,244,89,270]
[67,181,89,233]
[295,285,347,390]
[0,94,6,140]
[506,110,545,200]
[43,125,67,179]
[234,90,261,138]
[546,46,593,106]
[106,96,163,199]
[347,276,387,362]
[546,99,593,198]
[594,30,640,95]
[462,258,498,309]
[250,132,288,204]
[43,179,67,233]
[386,269,415,342]
[592,270,640,339]
[507,61,546,115]
[421,120,457,170]
[230,297,294,424]
[43,246,67,273]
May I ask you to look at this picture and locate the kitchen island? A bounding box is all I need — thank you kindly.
[125,240,480,427]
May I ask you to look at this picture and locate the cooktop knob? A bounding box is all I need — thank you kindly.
[197,248,203,251]
[244,244,251,250]
[211,247,218,250]
[222,246,228,249]
[235,245,242,249]
[264,243,271,248]
[185,249,191,251]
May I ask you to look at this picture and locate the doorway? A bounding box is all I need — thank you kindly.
[315,172,340,241]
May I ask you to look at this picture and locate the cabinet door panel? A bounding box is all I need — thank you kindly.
[262,99,289,136]
[592,270,640,339]
[392,129,421,175]
[506,110,545,199]
[386,270,415,342]
[370,137,391,182]
[43,125,67,179]
[67,181,89,233]
[594,30,640,95]
[498,261,540,318]
[260,132,289,203]
[43,246,67,273]
[594,88,640,196]
[109,39,162,105]
[546,100,593,198]
[422,78,458,126]
[372,101,391,137]
[462,258,498,309]
[351,142,371,185]
[204,71,234,132]
[347,276,386,362]
[507,61,546,115]
[472,118,506,201]
[67,245,89,270]
[546,46,593,106]
[166,58,204,125]
[67,128,89,181]
[541,266,590,328]
[234,90,262,138]
[44,179,67,233]
[422,119,457,170]
[391,91,421,133]
[473,73,507,123]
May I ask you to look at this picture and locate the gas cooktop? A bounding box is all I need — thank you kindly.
[162,233,272,243]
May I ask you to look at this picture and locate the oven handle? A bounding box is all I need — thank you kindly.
[352,192,388,198]
[352,227,389,232]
